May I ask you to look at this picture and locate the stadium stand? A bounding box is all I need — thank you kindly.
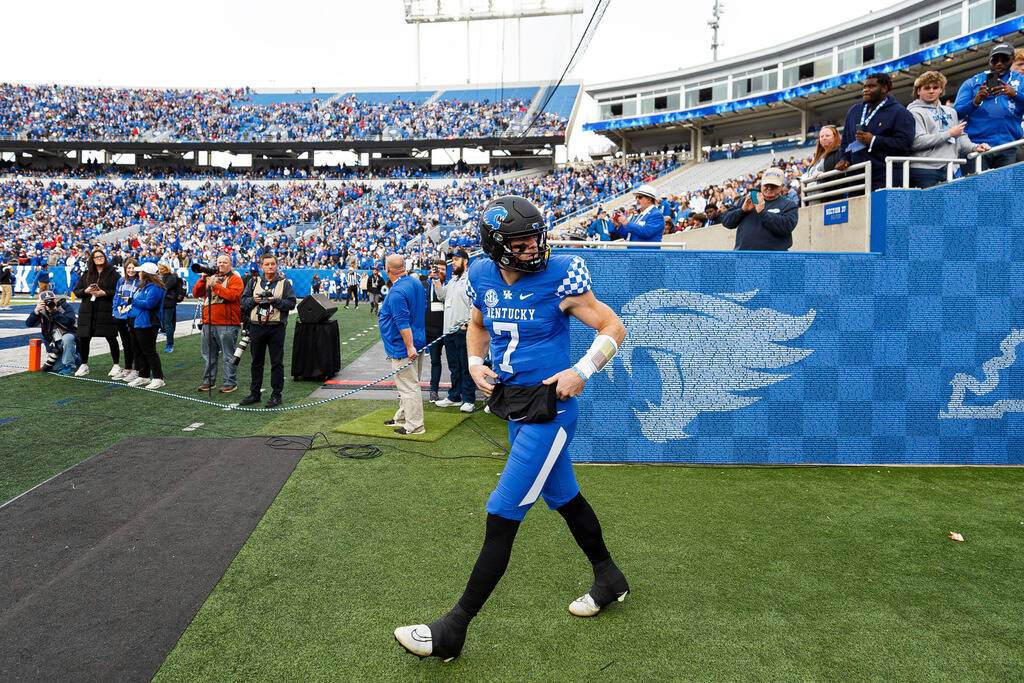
[0,83,569,143]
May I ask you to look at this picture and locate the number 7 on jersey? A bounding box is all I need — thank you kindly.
[492,322,519,373]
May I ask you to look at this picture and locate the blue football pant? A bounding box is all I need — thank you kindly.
[486,398,580,521]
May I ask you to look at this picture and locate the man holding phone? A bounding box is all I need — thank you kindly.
[721,168,799,251]
[954,43,1024,170]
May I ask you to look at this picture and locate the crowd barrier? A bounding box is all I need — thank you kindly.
[569,163,1024,464]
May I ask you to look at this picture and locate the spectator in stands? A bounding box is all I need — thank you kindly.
[722,168,799,251]
[193,253,244,394]
[835,73,915,189]
[802,125,841,182]
[704,203,722,226]
[908,71,988,189]
[157,263,179,353]
[126,263,166,389]
[610,185,664,242]
[378,253,427,436]
[26,291,78,374]
[72,249,121,378]
[588,209,613,241]
[953,43,1024,170]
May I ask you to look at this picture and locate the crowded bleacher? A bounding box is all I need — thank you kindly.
[0,153,677,274]
[0,84,568,142]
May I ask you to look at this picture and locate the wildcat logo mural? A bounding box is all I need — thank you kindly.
[610,289,816,443]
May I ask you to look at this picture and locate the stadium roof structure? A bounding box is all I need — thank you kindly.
[583,1,1024,152]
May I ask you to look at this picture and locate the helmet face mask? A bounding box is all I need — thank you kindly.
[478,195,550,273]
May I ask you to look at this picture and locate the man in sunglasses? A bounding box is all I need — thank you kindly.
[953,43,1024,170]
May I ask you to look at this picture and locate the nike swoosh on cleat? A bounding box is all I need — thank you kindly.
[410,629,432,643]
[519,293,534,300]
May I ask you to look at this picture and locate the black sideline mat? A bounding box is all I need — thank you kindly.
[0,435,309,682]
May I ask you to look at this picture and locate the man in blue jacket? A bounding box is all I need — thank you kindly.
[835,73,915,189]
[610,185,664,242]
[953,43,1024,170]
[378,253,428,435]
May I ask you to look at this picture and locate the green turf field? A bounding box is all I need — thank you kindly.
[0,306,382,502]
[3,304,1024,680]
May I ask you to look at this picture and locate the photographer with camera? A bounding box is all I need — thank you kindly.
[239,253,296,408]
[26,291,78,374]
[191,254,244,393]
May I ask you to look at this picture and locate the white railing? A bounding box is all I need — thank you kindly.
[550,239,686,249]
[968,138,1024,174]
[884,157,966,189]
[800,161,871,207]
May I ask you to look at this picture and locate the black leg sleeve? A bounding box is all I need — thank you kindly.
[557,492,611,567]
[455,513,521,618]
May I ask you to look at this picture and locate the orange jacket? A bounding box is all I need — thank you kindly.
[192,272,244,326]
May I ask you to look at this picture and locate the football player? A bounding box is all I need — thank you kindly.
[395,195,629,661]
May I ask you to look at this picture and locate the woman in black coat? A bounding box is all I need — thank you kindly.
[72,248,122,377]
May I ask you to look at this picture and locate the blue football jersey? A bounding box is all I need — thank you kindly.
[467,254,592,386]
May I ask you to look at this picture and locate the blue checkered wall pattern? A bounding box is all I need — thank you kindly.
[567,164,1024,464]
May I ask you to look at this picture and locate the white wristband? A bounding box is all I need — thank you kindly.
[469,356,485,367]
[574,334,619,379]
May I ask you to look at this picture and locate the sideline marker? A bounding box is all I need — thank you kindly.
[182,422,204,432]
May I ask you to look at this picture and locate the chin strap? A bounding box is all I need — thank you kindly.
[573,334,618,380]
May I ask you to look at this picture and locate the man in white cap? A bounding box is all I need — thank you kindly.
[610,184,664,242]
[721,168,799,251]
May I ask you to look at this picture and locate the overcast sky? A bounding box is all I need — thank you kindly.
[9,0,896,88]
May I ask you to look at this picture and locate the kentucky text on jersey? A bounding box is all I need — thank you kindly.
[486,307,536,321]
[467,253,592,386]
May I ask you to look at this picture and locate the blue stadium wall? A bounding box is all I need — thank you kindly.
[567,164,1024,464]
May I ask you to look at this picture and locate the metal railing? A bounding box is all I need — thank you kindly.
[884,157,966,189]
[550,239,686,249]
[968,138,1024,174]
[800,161,871,207]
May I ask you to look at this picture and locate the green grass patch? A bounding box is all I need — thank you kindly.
[0,306,382,503]
[155,454,1024,681]
[333,405,471,442]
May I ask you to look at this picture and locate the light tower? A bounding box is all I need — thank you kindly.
[402,0,584,85]
[708,0,724,62]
